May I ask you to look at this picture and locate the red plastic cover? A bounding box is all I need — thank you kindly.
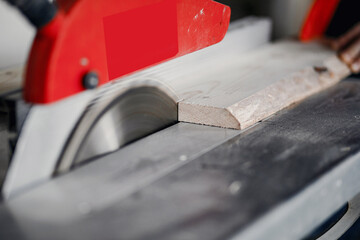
[300,0,341,41]
[25,0,231,103]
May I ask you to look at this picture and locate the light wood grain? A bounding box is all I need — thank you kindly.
[0,66,23,96]
[128,17,272,99]
[177,41,350,129]
[0,18,348,131]
[127,18,349,130]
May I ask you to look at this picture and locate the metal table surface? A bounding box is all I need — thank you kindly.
[1,78,360,240]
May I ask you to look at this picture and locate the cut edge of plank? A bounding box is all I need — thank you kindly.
[179,56,351,130]
[178,102,240,129]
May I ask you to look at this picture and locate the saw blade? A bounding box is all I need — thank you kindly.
[56,80,178,174]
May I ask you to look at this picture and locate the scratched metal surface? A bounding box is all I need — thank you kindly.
[1,79,360,239]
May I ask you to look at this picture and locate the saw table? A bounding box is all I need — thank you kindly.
[1,78,360,240]
[1,0,360,239]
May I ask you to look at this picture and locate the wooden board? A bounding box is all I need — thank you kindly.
[126,17,350,130]
[0,66,23,96]
[129,17,272,96]
[0,18,350,131]
[176,41,350,129]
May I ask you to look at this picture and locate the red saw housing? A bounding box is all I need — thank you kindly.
[300,0,341,41]
[25,0,231,104]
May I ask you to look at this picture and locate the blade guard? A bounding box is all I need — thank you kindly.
[25,0,231,103]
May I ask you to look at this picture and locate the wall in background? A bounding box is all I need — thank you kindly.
[0,1,34,70]
[264,0,313,39]
[218,0,313,39]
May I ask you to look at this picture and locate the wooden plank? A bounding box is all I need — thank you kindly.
[126,17,349,130]
[127,17,272,95]
[1,18,347,132]
[177,41,351,129]
[0,66,23,96]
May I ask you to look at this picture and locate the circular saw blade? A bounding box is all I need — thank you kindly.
[56,80,178,174]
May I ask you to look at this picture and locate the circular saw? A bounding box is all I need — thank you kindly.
[0,0,230,198]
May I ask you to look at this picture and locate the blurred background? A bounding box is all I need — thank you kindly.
[218,0,313,39]
[0,0,313,70]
